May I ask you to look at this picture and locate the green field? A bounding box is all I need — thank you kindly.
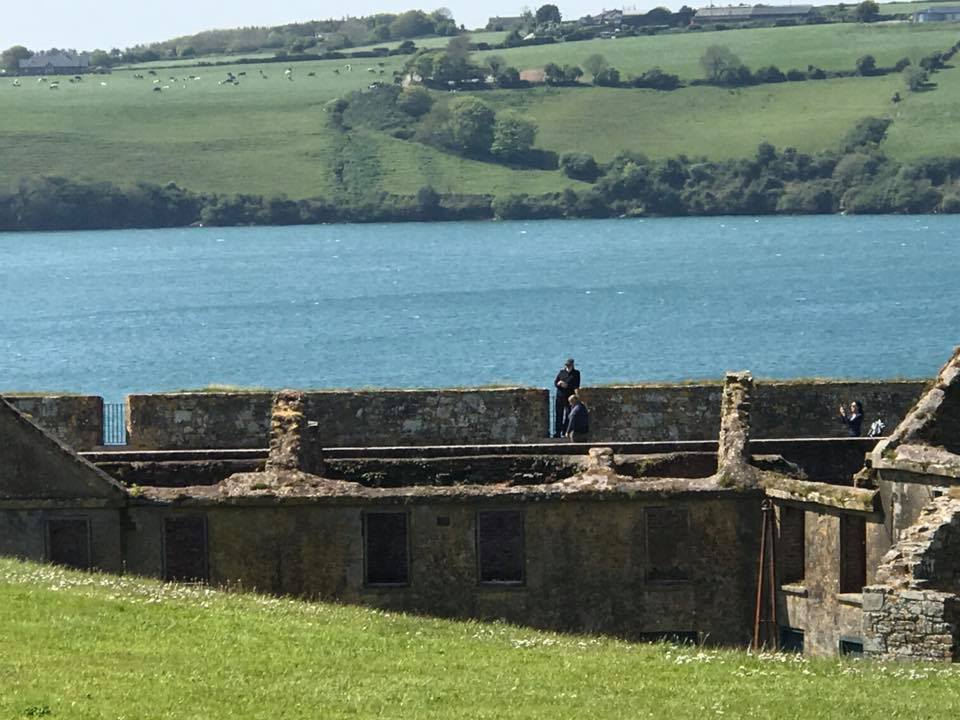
[476,22,960,79]
[484,75,902,161]
[121,32,509,70]
[2,21,960,200]
[2,558,960,719]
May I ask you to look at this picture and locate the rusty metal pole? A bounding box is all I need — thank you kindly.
[752,500,767,650]
[753,499,779,651]
[765,500,779,650]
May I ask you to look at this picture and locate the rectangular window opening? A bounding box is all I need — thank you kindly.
[163,515,208,582]
[646,507,689,582]
[839,515,866,594]
[778,506,805,585]
[839,636,864,657]
[364,512,409,586]
[477,510,525,585]
[780,627,804,654]
[46,517,91,570]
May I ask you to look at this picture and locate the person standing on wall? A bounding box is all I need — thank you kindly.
[838,400,864,437]
[554,358,581,438]
[566,394,589,442]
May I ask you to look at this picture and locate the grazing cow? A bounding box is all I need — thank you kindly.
[153,86,162,92]
[100,82,107,86]
[367,67,376,73]
[333,68,340,75]
[148,70,157,75]
[307,71,316,77]
[11,79,21,87]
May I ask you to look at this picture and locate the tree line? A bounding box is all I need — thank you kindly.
[4,118,960,231]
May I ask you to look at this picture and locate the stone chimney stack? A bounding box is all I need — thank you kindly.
[266,390,325,475]
[717,371,754,472]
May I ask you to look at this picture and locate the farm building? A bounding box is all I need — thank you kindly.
[915,5,960,21]
[694,4,814,22]
[18,51,90,76]
[485,16,526,31]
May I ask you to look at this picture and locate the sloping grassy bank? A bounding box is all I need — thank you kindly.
[1,558,959,719]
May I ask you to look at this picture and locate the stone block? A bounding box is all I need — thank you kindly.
[861,588,885,612]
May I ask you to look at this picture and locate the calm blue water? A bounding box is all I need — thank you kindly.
[0,216,957,401]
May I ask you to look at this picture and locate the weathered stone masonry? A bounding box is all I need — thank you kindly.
[5,352,960,658]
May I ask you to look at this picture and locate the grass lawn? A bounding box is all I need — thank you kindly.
[484,75,901,161]
[475,23,960,80]
[2,558,960,719]
[881,59,960,159]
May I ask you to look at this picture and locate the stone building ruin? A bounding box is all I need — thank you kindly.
[3,349,960,660]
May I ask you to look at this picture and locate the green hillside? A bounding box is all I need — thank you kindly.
[2,558,960,719]
[475,23,960,79]
[1,21,959,202]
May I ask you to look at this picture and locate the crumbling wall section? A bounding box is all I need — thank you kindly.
[3,395,104,450]
[862,497,960,661]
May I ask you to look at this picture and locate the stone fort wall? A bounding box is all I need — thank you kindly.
[125,379,926,450]
[0,379,927,451]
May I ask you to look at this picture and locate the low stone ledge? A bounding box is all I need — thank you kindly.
[761,476,879,513]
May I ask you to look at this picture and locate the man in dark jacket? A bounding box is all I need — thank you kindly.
[554,358,581,438]
[565,394,589,442]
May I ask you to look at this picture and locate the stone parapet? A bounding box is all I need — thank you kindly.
[2,395,104,451]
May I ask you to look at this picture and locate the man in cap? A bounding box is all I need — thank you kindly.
[553,358,581,438]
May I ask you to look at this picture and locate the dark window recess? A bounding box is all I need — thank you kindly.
[47,517,91,570]
[365,512,409,585]
[839,515,866,594]
[436,516,451,527]
[646,507,689,582]
[839,637,864,657]
[780,627,804,653]
[164,516,208,582]
[477,511,525,584]
[637,631,699,645]
[778,506,805,585]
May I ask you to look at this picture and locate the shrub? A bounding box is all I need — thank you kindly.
[593,67,621,86]
[700,45,742,82]
[786,69,806,81]
[397,86,433,117]
[920,52,944,71]
[583,53,609,78]
[856,54,877,76]
[490,114,538,161]
[630,67,681,90]
[559,152,600,182]
[754,65,786,83]
[842,117,892,151]
[496,66,521,87]
[717,64,753,86]
[807,67,827,80]
[941,194,960,213]
[893,57,911,72]
[904,67,928,92]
